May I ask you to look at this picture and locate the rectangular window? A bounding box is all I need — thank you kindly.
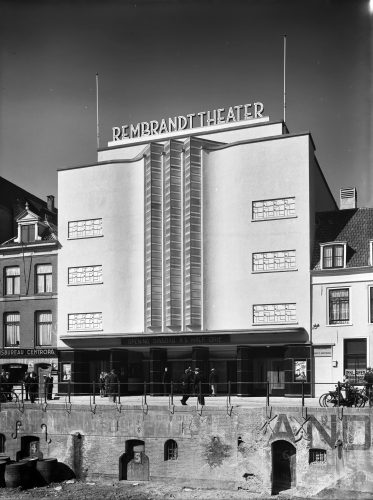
[68,312,102,331]
[309,449,326,464]
[252,197,295,220]
[253,303,296,324]
[21,224,35,243]
[4,267,20,295]
[36,264,52,293]
[322,244,345,269]
[344,339,366,376]
[4,312,20,346]
[68,265,103,285]
[68,219,102,239]
[329,288,349,324]
[36,311,52,346]
[253,250,296,272]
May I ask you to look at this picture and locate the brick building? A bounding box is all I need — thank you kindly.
[0,177,58,389]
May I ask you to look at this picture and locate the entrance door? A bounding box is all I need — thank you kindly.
[271,440,296,495]
[119,440,149,481]
[268,359,285,395]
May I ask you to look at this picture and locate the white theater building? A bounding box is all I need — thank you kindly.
[57,103,337,396]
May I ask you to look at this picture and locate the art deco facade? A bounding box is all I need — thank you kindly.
[57,118,337,395]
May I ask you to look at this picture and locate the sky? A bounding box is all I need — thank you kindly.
[0,0,371,207]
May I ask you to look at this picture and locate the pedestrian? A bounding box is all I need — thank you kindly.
[4,372,12,401]
[364,367,373,407]
[180,367,192,405]
[104,371,110,397]
[0,370,6,402]
[209,368,218,396]
[46,374,53,400]
[162,367,171,396]
[99,371,106,397]
[193,367,205,406]
[24,371,31,401]
[107,368,119,402]
[29,372,38,403]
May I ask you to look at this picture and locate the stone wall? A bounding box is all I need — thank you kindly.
[0,403,372,495]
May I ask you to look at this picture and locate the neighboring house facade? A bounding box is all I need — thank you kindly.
[57,111,337,396]
[312,189,373,396]
[0,178,58,388]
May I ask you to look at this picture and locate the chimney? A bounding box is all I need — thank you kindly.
[47,195,55,212]
[340,187,357,210]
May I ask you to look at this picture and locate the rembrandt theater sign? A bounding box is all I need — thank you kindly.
[111,101,265,143]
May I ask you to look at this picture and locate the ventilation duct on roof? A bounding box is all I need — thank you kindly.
[340,187,357,210]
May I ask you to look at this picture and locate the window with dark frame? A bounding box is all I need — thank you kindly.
[4,312,20,347]
[329,288,349,324]
[344,339,367,372]
[0,434,5,453]
[35,264,52,293]
[35,311,52,346]
[309,449,326,464]
[322,244,344,269]
[164,440,178,461]
[4,267,20,295]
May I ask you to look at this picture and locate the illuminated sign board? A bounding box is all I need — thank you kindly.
[111,101,265,143]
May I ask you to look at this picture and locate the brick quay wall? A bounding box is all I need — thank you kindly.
[0,403,373,496]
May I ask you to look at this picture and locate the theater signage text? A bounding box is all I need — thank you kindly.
[112,102,265,142]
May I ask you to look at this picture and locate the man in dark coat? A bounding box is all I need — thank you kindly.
[180,367,192,405]
[29,372,38,403]
[107,369,119,402]
[209,368,219,396]
[193,368,205,406]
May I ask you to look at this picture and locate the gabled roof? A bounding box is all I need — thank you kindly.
[312,208,373,270]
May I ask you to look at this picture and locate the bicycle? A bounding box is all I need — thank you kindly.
[319,384,367,408]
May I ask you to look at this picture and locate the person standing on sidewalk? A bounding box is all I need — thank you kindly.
[107,369,119,402]
[180,367,192,405]
[209,368,218,396]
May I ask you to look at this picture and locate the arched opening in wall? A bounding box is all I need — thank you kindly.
[271,440,296,495]
[16,436,42,461]
[164,439,178,461]
[0,434,5,453]
[119,439,148,481]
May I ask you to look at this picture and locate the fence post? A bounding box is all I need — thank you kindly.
[199,381,202,404]
[118,380,121,404]
[21,382,24,403]
[170,381,174,406]
[301,380,305,407]
[93,380,96,405]
[228,380,231,404]
[144,381,147,405]
[337,381,340,407]
[68,380,71,404]
[266,381,270,407]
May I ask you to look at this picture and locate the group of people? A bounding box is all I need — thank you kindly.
[364,367,373,406]
[180,367,219,406]
[99,369,119,402]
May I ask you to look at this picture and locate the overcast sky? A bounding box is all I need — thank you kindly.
[0,0,371,207]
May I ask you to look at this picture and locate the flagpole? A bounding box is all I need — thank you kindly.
[283,35,287,124]
[96,72,100,149]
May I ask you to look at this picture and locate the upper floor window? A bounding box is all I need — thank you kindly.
[4,312,20,347]
[164,439,178,461]
[68,265,103,285]
[252,197,295,221]
[20,224,35,243]
[36,264,52,293]
[321,243,346,269]
[68,219,102,239]
[35,311,52,346]
[4,267,20,295]
[253,250,296,272]
[253,303,296,324]
[329,288,349,325]
[68,312,103,331]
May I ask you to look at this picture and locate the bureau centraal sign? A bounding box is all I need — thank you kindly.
[0,348,57,358]
[111,101,265,143]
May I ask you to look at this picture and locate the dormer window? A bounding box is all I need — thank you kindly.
[321,243,346,269]
[21,224,36,243]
